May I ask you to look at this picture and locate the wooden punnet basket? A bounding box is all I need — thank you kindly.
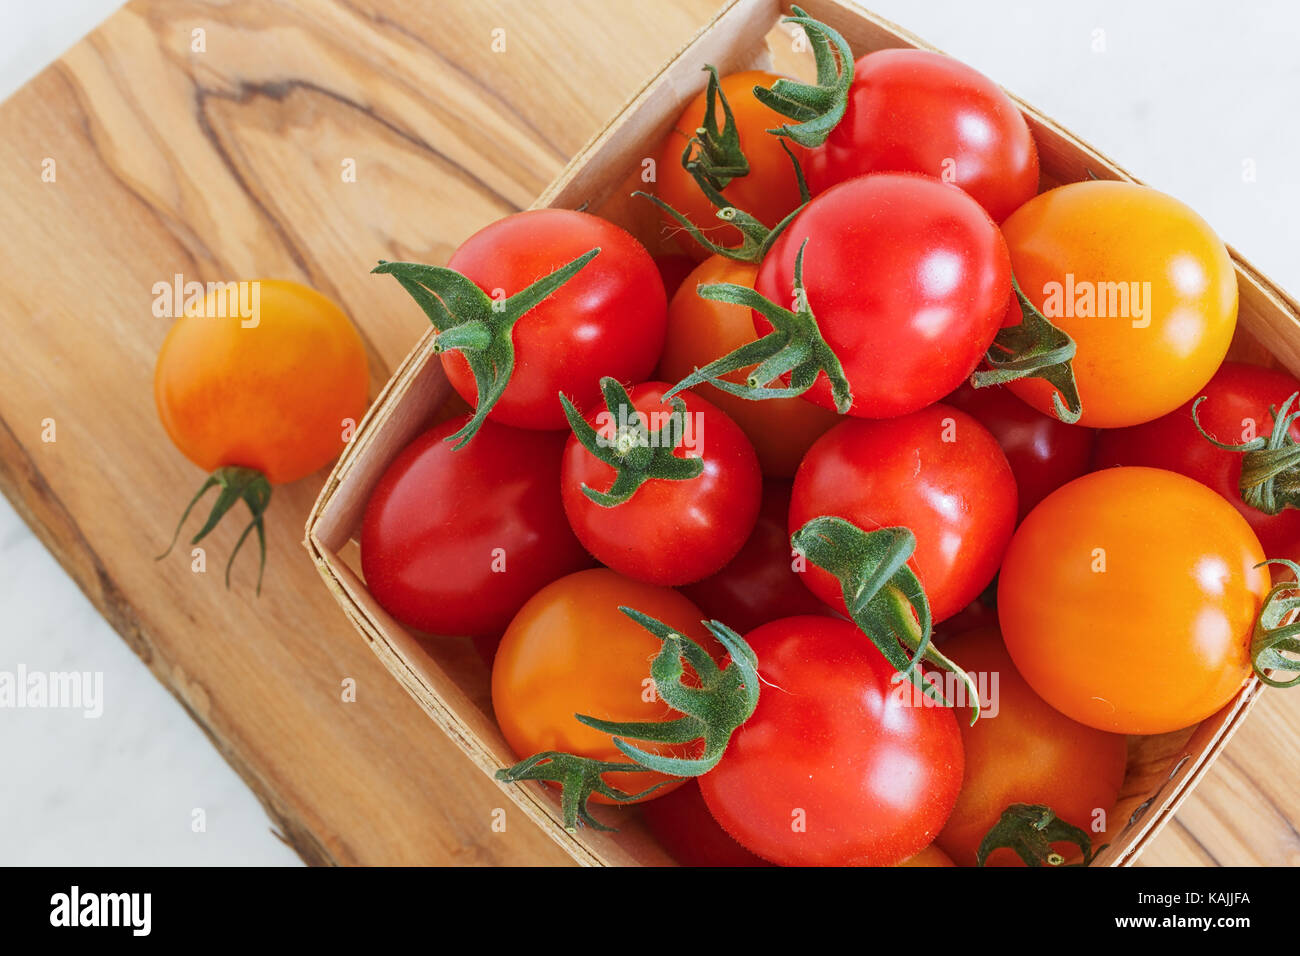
[305,0,1300,866]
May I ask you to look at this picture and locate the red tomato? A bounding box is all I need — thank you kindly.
[699,616,964,866]
[441,209,667,430]
[805,49,1038,223]
[754,173,1010,418]
[897,844,955,867]
[946,382,1096,521]
[681,481,833,634]
[653,253,697,300]
[361,415,592,636]
[640,780,771,867]
[790,405,1017,623]
[935,627,1128,867]
[561,382,761,586]
[1094,361,1300,566]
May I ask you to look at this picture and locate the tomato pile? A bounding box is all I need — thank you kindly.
[357,7,1300,866]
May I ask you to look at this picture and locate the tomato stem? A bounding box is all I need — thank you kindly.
[157,466,271,594]
[683,65,750,191]
[1249,559,1300,688]
[976,804,1104,867]
[494,753,663,833]
[1193,391,1300,515]
[373,248,599,449]
[753,6,855,148]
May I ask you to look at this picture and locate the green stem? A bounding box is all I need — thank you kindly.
[682,65,750,191]
[1192,391,1300,515]
[977,804,1104,867]
[157,466,272,595]
[1250,559,1300,688]
[753,6,855,148]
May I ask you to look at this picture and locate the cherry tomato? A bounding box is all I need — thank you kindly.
[1000,181,1237,428]
[999,467,1268,734]
[657,256,838,476]
[1094,361,1300,566]
[897,844,955,867]
[807,49,1038,223]
[155,279,367,484]
[561,382,761,586]
[755,173,1010,418]
[935,627,1127,867]
[790,405,1017,623]
[361,415,592,637]
[945,382,1096,521]
[699,616,964,866]
[653,70,806,259]
[639,780,770,867]
[681,481,832,634]
[492,568,715,801]
[442,209,666,430]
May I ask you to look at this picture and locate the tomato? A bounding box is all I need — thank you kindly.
[897,844,955,867]
[653,70,806,259]
[653,253,697,300]
[1094,361,1300,566]
[360,415,591,637]
[999,181,1237,428]
[806,49,1038,223]
[492,568,715,801]
[999,467,1268,734]
[790,406,1017,623]
[945,382,1096,521]
[438,209,666,431]
[561,381,761,586]
[155,279,367,485]
[657,256,838,476]
[699,616,964,866]
[935,627,1128,867]
[681,481,832,633]
[639,780,771,867]
[754,173,1011,418]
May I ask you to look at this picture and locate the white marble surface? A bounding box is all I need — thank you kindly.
[0,0,1296,866]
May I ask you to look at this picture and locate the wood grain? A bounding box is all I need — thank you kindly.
[0,0,1295,866]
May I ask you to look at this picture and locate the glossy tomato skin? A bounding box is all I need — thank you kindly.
[999,467,1268,735]
[790,405,1017,623]
[561,382,761,586]
[1000,181,1237,428]
[806,49,1038,223]
[1094,361,1300,566]
[681,481,833,634]
[935,627,1128,867]
[897,844,955,867]
[492,569,715,802]
[155,279,368,484]
[755,173,1011,418]
[653,70,807,260]
[657,256,839,476]
[443,209,666,430]
[639,780,771,867]
[946,382,1096,521]
[360,415,592,637]
[699,616,964,866]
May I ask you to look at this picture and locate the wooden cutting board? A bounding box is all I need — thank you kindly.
[0,0,1295,866]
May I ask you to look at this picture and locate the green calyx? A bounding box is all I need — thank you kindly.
[1193,390,1300,515]
[683,65,750,191]
[662,239,853,412]
[373,248,599,449]
[970,273,1083,424]
[753,6,854,148]
[977,804,1104,867]
[1249,559,1300,688]
[560,376,703,507]
[494,610,760,832]
[157,465,272,594]
[791,515,980,723]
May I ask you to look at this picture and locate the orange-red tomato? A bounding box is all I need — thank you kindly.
[998,467,1268,734]
[652,71,806,259]
[935,627,1128,867]
[1000,181,1237,428]
[656,256,839,476]
[491,568,716,803]
[896,844,955,867]
[154,279,368,484]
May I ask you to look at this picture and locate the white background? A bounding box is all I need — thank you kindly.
[1,0,1297,865]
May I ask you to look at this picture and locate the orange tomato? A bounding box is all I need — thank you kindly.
[998,467,1268,735]
[491,568,716,803]
[154,279,368,484]
[1000,181,1237,428]
[656,256,838,476]
[935,627,1127,867]
[652,70,806,259]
